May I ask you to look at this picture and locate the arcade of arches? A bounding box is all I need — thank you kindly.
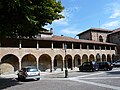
[0,53,116,74]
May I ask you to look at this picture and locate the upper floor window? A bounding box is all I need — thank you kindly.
[99,35,103,42]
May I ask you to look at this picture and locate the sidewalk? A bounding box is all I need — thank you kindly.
[0,73,18,78]
[0,70,72,79]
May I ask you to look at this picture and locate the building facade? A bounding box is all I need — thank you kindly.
[77,28,112,42]
[0,34,116,74]
[107,28,120,59]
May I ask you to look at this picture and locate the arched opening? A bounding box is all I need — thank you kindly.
[112,54,116,62]
[21,54,37,68]
[107,54,111,62]
[99,35,103,42]
[82,54,88,64]
[96,53,101,62]
[65,55,72,70]
[89,54,95,61]
[102,54,106,61]
[1,54,19,74]
[74,54,81,68]
[54,54,63,71]
[39,54,51,72]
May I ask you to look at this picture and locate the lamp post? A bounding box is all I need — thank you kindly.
[64,44,68,78]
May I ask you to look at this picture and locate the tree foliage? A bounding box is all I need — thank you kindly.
[0,0,64,38]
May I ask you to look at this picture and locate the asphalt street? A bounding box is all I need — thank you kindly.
[1,68,120,90]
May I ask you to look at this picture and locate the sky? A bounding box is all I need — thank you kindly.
[44,0,120,38]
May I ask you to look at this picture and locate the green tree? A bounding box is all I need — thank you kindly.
[0,0,64,38]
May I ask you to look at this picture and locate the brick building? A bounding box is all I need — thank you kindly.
[107,28,120,59]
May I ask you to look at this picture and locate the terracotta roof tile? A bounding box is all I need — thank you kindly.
[90,28,111,32]
[77,28,112,36]
[109,28,120,35]
[51,35,116,45]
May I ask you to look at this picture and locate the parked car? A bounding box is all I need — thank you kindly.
[112,60,120,67]
[97,62,113,71]
[79,61,99,72]
[17,66,40,81]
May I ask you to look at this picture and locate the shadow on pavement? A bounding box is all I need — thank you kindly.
[0,77,22,90]
[106,70,120,75]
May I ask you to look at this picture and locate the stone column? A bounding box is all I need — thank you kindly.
[72,43,74,50]
[80,44,82,49]
[0,42,1,47]
[99,45,101,50]
[94,45,95,50]
[37,41,39,50]
[105,46,106,51]
[19,60,21,70]
[71,58,74,70]
[37,58,39,69]
[72,58,75,70]
[51,42,53,50]
[110,46,111,51]
[51,60,54,72]
[87,44,89,49]
[61,59,64,71]
[81,58,83,65]
[115,46,116,50]
[63,57,65,70]
[19,40,22,49]
[63,43,65,49]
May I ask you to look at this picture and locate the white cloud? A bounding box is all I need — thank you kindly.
[61,27,80,35]
[106,2,120,18]
[53,18,69,26]
[51,9,70,26]
[101,20,120,29]
[52,6,80,26]
[101,2,120,29]
[110,9,120,18]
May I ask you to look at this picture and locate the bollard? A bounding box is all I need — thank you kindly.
[65,69,68,78]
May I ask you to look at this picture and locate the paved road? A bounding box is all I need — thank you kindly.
[1,68,120,90]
